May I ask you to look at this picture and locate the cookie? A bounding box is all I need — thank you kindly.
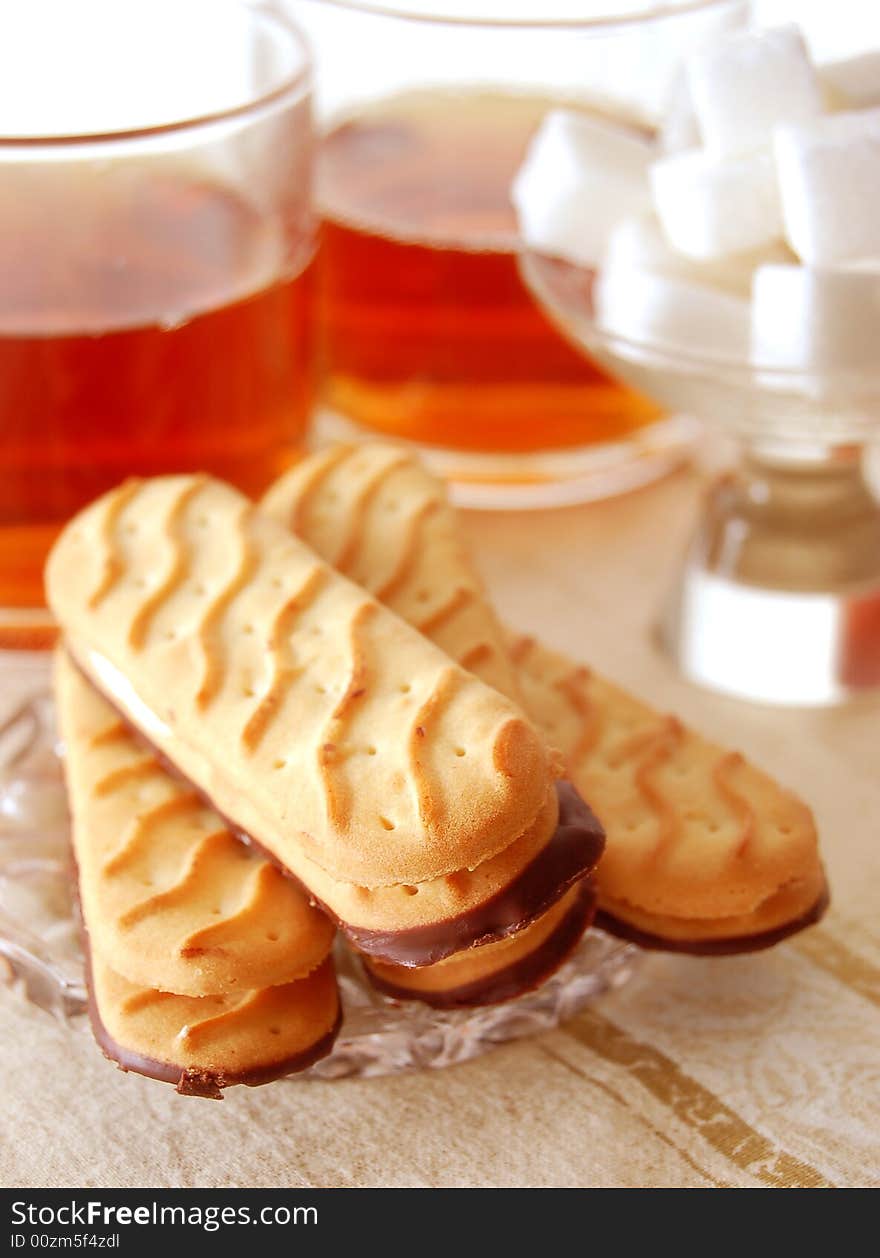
[86,951,340,1097]
[265,444,826,953]
[595,879,829,954]
[55,649,335,996]
[509,633,828,949]
[45,474,555,890]
[364,878,595,1008]
[59,646,599,971]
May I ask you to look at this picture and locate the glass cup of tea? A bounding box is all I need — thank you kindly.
[286,0,746,507]
[0,0,315,643]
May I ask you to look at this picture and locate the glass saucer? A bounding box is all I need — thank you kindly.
[0,662,637,1080]
[522,251,880,707]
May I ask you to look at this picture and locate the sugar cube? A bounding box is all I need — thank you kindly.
[687,25,822,157]
[604,212,794,297]
[751,264,880,372]
[659,74,700,154]
[595,266,750,361]
[818,52,880,111]
[512,109,653,269]
[775,109,880,264]
[650,148,782,260]
[753,1,880,66]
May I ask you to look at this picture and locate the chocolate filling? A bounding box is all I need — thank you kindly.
[343,782,604,966]
[68,649,605,968]
[595,881,830,956]
[366,877,597,1010]
[174,760,603,967]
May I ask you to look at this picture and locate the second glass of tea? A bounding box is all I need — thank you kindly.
[0,0,314,641]
[290,0,746,507]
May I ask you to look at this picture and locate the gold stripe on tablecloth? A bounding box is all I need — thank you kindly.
[562,1010,835,1188]
[540,1042,736,1187]
[792,927,880,1011]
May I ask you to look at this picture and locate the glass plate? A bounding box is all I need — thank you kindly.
[0,664,637,1080]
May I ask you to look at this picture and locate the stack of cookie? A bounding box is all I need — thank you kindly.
[45,447,827,1096]
[55,654,340,1099]
[46,473,605,1093]
[263,444,828,960]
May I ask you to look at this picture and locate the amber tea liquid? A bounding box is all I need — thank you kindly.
[318,90,662,453]
[0,170,314,614]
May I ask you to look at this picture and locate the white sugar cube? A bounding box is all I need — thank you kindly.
[819,52,880,111]
[604,212,700,277]
[775,109,880,265]
[604,212,794,297]
[753,1,880,65]
[650,148,782,260]
[659,74,700,154]
[687,25,822,157]
[751,264,880,373]
[511,109,653,269]
[595,266,749,361]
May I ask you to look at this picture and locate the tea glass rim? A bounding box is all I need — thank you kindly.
[301,0,738,34]
[0,0,311,151]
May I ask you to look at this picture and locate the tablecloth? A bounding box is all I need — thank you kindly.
[2,461,877,1188]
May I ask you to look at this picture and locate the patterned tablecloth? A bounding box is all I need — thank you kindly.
[2,462,877,1188]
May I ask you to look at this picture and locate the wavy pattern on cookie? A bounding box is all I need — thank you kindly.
[713,753,757,860]
[240,566,325,753]
[417,586,474,636]
[175,862,295,959]
[376,497,443,603]
[55,651,335,996]
[128,478,206,649]
[115,827,230,927]
[195,505,258,710]
[88,719,130,748]
[332,451,413,573]
[88,478,143,609]
[101,789,201,877]
[316,600,376,832]
[614,719,684,867]
[407,666,460,837]
[261,445,521,704]
[93,757,157,798]
[276,443,354,537]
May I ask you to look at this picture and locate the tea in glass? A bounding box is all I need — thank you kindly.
[0,0,315,634]
[292,0,746,505]
[319,90,662,453]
